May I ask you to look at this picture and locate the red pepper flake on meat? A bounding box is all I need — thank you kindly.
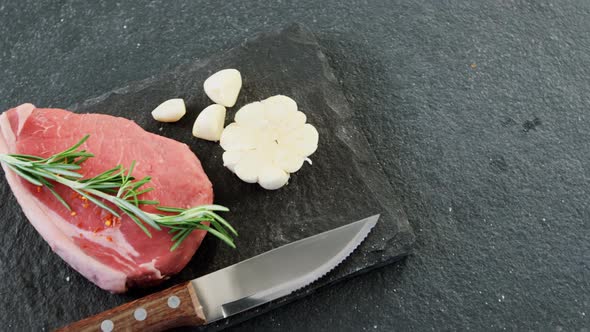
[104,214,113,227]
[72,194,90,208]
[106,236,113,242]
[70,211,77,216]
[36,186,42,193]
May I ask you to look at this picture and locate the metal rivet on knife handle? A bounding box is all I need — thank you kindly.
[54,281,206,332]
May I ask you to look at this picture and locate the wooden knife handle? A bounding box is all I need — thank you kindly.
[55,281,206,332]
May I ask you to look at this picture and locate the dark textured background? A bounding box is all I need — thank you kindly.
[1,1,589,331]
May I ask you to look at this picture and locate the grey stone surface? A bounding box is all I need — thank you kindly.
[0,23,413,331]
[1,1,589,331]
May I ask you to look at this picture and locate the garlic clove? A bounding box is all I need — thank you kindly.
[203,69,242,107]
[233,151,260,183]
[220,123,258,151]
[222,150,243,172]
[258,164,290,190]
[151,98,186,122]
[263,95,298,113]
[274,145,305,173]
[263,95,302,128]
[192,104,226,141]
[280,123,319,156]
[235,101,266,128]
[284,111,307,131]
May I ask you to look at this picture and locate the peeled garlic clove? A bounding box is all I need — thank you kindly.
[151,98,186,122]
[263,95,297,113]
[192,104,226,141]
[280,123,319,156]
[263,95,302,128]
[274,145,305,173]
[235,101,266,128]
[258,165,290,190]
[203,69,242,107]
[233,151,259,183]
[222,150,243,172]
[220,123,258,150]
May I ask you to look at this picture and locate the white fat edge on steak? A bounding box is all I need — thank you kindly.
[139,259,163,279]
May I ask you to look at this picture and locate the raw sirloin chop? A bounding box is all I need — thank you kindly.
[0,104,213,293]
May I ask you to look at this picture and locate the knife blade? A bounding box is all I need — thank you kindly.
[56,214,379,332]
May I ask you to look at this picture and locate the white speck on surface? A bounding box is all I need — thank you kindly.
[159,127,163,131]
[123,25,127,29]
[374,325,378,329]
[66,276,70,282]
[60,18,64,22]
[542,218,546,221]
[137,43,141,47]
[168,295,181,308]
[134,308,147,321]
[448,207,452,212]
[100,320,114,332]
[582,312,586,316]
[501,295,505,300]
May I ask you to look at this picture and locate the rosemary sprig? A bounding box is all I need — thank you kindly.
[154,205,237,250]
[0,135,237,250]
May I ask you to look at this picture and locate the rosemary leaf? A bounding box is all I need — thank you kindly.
[5,164,43,186]
[156,206,186,213]
[203,211,238,236]
[134,200,159,205]
[125,211,152,238]
[46,186,72,211]
[42,167,84,178]
[194,224,236,249]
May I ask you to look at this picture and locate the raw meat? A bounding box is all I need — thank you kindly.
[0,104,213,293]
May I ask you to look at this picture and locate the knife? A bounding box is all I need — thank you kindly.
[56,214,379,332]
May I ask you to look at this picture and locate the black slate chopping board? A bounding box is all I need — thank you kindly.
[0,24,414,331]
